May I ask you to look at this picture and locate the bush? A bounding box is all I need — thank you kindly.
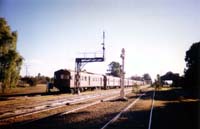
[132,84,140,93]
[21,77,38,86]
[28,77,37,86]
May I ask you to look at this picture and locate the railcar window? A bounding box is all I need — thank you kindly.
[60,74,70,79]
[60,74,64,79]
[65,75,70,79]
[85,76,87,81]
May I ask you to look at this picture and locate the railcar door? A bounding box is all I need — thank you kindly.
[88,76,90,86]
[100,77,102,86]
[103,76,107,89]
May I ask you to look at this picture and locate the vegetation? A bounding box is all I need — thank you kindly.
[184,42,200,90]
[130,75,143,81]
[20,74,52,87]
[21,77,38,86]
[132,83,140,93]
[152,74,162,89]
[130,73,152,85]
[143,73,152,84]
[107,61,121,77]
[0,17,23,93]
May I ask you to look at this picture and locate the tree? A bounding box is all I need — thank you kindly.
[20,76,38,86]
[143,73,152,84]
[184,42,200,89]
[131,75,143,81]
[107,61,121,77]
[0,17,23,93]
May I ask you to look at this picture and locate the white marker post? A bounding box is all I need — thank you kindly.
[120,48,126,100]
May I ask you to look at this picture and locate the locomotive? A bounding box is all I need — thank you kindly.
[54,69,143,93]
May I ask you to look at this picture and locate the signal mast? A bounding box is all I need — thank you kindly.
[75,32,105,94]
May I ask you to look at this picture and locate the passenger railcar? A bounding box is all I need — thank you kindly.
[54,69,71,92]
[54,69,143,93]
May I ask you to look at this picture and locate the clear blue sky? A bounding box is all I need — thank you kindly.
[1,0,200,79]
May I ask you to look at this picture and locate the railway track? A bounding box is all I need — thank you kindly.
[3,86,194,129]
[0,85,151,128]
[100,88,156,129]
[100,93,146,129]
[0,87,138,125]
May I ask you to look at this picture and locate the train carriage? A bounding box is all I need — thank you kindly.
[79,72,103,88]
[113,77,121,87]
[54,69,71,92]
[54,69,104,92]
[89,74,104,88]
[54,69,143,93]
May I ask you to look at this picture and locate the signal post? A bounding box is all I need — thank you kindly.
[120,48,127,100]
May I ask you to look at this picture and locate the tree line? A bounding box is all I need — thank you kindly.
[107,61,152,84]
[20,74,52,87]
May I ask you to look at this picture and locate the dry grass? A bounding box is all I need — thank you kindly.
[0,84,59,95]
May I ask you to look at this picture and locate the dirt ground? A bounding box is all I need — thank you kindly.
[1,87,199,129]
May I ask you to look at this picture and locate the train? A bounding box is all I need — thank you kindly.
[53,69,144,93]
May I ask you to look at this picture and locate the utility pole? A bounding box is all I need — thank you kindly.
[120,48,126,100]
[25,64,30,77]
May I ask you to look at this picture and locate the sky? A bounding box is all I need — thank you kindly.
[0,0,200,79]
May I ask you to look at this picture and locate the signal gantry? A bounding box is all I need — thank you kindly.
[75,32,105,94]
